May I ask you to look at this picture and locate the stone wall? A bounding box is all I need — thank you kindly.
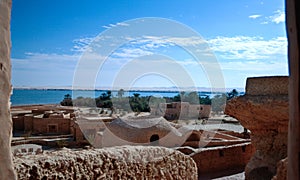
[187,142,254,176]
[12,110,72,135]
[14,146,198,179]
[246,76,288,96]
[199,104,211,118]
[32,117,70,134]
[160,102,211,120]
[188,104,211,119]
[0,0,16,179]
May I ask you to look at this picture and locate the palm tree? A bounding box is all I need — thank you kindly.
[187,91,199,104]
[107,90,112,98]
[173,94,181,102]
[133,93,140,98]
[61,94,73,106]
[64,94,72,99]
[227,89,239,100]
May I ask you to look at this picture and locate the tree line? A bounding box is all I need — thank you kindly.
[60,89,240,113]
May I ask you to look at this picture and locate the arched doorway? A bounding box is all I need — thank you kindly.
[150,134,159,146]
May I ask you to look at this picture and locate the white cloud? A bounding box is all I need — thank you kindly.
[103,36,207,59]
[258,10,285,24]
[112,47,153,58]
[73,35,287,64]
[270,10,285,24]
[72,35,287,64]
[72,37,94,52]
[249,14,262,19]
[249,10,285,24]
[102,25,110,29]
[102,22,130,29]
[141,36,206,47]
[116,22,130,26]
[207,36,287,60]
[129,36,172,50]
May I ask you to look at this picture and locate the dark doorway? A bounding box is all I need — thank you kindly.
[150,134,159,146]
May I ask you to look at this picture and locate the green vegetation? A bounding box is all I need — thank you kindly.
[211,93,227,113]
[60,89,240,113]
[227,89,239,100]
[60,94,73,106]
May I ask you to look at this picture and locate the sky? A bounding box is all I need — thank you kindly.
[11,0,287,90]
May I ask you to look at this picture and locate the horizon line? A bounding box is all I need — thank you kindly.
[12,86,245,92]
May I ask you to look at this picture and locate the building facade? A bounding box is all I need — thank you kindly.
[152,102,211,120]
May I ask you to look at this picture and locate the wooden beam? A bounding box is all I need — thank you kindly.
[286,0,300,179]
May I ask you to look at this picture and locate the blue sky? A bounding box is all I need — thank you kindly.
[11,0,287,90]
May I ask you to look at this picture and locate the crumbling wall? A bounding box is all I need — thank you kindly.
[0,0,16,179]
[225,76,289,179]
[189,142,254,175]
[14,146,198,179]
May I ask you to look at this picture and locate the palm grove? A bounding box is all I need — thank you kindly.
[61,89,239,114]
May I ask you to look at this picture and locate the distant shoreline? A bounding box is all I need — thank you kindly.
[11,88,245,106]
[10,104,60,108]
[13,87,245,93]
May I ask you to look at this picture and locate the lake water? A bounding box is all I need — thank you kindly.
[11,89,220,106]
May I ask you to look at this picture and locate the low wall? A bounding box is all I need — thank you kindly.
[182,139,250,148]
[190,142,255,175]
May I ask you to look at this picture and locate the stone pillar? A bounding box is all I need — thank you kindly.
[286,0,300,179]
[0,0,16,179]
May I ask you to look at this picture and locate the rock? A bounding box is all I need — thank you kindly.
[13,146,198,179]
[272,157,287,180]
[225,76,289,179]
[0,0,16,179]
